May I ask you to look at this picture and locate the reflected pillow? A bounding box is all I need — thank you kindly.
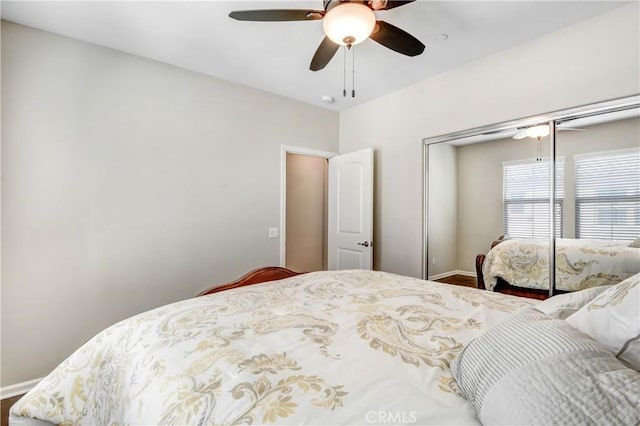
[451,308,640,425]
[534,285,611,319]
[629,237,640,248]
[566,273,640,371]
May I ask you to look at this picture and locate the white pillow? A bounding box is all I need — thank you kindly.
[566,273,640,371]
[534,285,611,319]
[629,236,640,248]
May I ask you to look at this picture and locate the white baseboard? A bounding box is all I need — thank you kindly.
[1,377,43,399]
[428,271,453,280]
[428,270,476,280]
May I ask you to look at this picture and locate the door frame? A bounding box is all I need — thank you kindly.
[280,145,338,267]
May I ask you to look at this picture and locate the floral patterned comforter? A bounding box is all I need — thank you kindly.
[483,238,640,292]
[11,270,535,425]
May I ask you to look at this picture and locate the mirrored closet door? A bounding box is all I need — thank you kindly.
[554,108,640,293]
[424,96,639,298]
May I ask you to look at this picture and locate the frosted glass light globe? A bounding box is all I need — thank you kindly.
[526,125,550,139]
[323,3,376,46]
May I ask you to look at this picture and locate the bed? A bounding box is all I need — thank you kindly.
[9,267,640,425]
[476,236,640,298]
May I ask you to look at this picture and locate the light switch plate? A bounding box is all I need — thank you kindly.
[269,227,279,238]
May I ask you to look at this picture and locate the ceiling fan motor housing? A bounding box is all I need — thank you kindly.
[324,0,386,12]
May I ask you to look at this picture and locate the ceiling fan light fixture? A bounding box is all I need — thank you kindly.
[526,124,550,139]
[322,3,376,46]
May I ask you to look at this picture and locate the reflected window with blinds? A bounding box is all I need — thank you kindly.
[575,149,640,241]
[503,159,564,238]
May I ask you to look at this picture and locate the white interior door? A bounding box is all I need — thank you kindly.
[328,147,373,270]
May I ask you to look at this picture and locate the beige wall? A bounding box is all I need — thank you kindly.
[1,21,338,386]
[455,138,518,273]
[285,154,327,272]
[339,4,639,278]
[427,143,457,277]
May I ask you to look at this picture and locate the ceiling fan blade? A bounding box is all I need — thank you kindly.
[229,9,324,22]
[310,37,340,71]
[512,130,528,140]
[384,1,417,10]
[369,20,425,57]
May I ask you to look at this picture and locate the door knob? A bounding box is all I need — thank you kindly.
[357,241,370,247]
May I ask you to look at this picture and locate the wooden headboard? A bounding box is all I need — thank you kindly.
[475,235,507,290]
[197,266,302,296]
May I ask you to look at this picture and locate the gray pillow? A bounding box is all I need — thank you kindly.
[451,308,640,425]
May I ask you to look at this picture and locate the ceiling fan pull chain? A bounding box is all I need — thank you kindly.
[352,47,356,98]
[537,138,541,162]
[342,47,347,97]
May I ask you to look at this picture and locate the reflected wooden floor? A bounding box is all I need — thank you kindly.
[434,274,477,288]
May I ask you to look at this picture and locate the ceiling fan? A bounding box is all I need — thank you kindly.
[512,124,583,140]
[513,124,584,161]
[229,0,425,71]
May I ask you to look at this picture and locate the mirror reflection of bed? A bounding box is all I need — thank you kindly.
[427,106,640,299]
[477,235,640,299]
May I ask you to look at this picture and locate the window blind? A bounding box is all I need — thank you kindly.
[503,160,564,239]
[575,150,640,241]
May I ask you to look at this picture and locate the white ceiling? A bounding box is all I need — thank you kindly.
[1,1,629,111]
